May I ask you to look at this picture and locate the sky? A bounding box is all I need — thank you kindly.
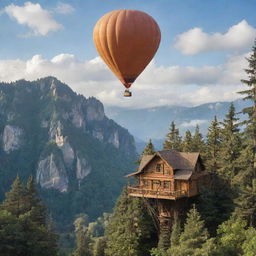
[0,0,256,109]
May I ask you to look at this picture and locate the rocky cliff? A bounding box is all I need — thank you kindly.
[0,77,137,224]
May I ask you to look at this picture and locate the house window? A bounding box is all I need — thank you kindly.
[156,164,162,172]
[163,181,170,189]
[143,179,150,188]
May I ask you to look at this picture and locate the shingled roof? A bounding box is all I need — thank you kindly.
[126,150,200,177]
[158,150,199,170]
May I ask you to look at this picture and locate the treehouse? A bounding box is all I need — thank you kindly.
[127,150,208,201]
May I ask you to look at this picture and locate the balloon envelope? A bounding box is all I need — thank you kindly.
[93,9,161,89]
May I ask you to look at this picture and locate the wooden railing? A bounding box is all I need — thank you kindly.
[127,186,188,198]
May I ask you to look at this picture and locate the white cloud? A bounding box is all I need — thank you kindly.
[4,2,62,36]
[54,2,74,14]
[175,20,256,55]
[0,52,249,109]
[180,120,208,128]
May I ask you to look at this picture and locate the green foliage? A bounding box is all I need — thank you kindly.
[163,121,182,151]
[242,227,256,256]
[191,125,206,153]
[93,237,106,256]
[170,216,181,247]
[0,176,58,256]
[168,206,209,256]
[105,188,156,256]
[235,179,256,227]
[1,175,27,217]
[219,103,241,182]
[197,174,234,235]
[182,130,193,152]
[216,216,247,256]
[73,215,92,256]
[205,116,221,173]
[143,139,156,155]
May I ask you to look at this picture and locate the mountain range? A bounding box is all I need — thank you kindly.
[105,99,249,151]
[0,77,137,228]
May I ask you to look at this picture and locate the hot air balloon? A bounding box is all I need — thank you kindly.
[93,9,161,97]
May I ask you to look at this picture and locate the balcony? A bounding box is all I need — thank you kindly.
[127,186,188,200]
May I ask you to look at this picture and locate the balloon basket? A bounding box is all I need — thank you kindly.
[124,90,132,97]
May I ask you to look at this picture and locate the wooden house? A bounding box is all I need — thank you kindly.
[127,150,208,200]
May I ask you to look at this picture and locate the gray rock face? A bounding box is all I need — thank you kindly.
[108,130,120,148]
[3,125,23,153]
[86,98,105,121]
[59,139,75,166]
[49,120,63,141]
[92,129,104,141]
[36,154,68,192]
[71,106,86,128]
[76,156,91,180]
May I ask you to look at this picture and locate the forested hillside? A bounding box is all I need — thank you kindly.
[0,77,137,230]
[67,41,256,256]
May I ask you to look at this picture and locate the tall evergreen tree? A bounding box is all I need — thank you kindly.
[0,176,58,256]
[0,210,25,255]
[238,40,256,175]
[219,103,241,182]
[168,206,209,256]
[105,188,156,256]
[143,139,156,155]
[1,176,27,217]
[25,176,47,225]
[170,216,181,247]
[191,125,205,153]
[163,121,182,151]
[182,130,193,152]
[205,117,221,173]
[235,179,256,227]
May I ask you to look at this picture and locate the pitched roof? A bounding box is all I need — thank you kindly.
[125,155,154,177]
[126,150,200,177]
[158,150,199,170]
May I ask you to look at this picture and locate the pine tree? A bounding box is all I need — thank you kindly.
[0,210,25,255]
[219,103,241,182]
[1,175,27,217]
[182,130,193,152]
[0,176,58,256]
[25,176,47,225]
[170,216,181,247]
[205,117,221,173]
[168,206,209,256]
[191,125,205,153]
[163,121,182,151]
[197,173,234,235]
[143,139,156,155]
[235,179,256,227]
[238,40,256,175]
[105,188,156,256]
